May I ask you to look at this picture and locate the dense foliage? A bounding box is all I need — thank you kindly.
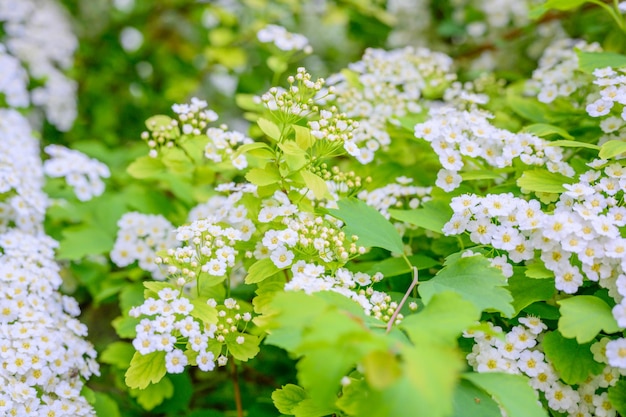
[3,0,626,416]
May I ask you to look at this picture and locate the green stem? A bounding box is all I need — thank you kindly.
[590,0,626,31]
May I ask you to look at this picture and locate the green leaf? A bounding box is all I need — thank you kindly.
[226,333,260,361]
[328,198,404,254]
[257,117,282,141]
[293,124,314,150]
[235,94,265,112]
[577,50,626,74]
[460,170,504,181]
[145,115,174,131]
[125,351,167,389]
[508,272,555,316]
[143,281,175,298]
[57,226,115,260]
[388,200,453,234]
[291,399,338,417]
[364,254,439,277]
[100,342,135,369]
[525,261,554,279]
[301,170,330,200]
[608,380,626,415]
[232,142,273,159]
[130,376,174,411]
[189,299,218,324]
[507,94,551,123]
[549,140,600,150]
[272,384,308,414]
[557,296,620,343]
[462,373,548,417]
[245,257,281,284]
[279,141,308,171]
[111,316,140,338]
[93,392,121,417]
[599,140,626,159]
[267,56,288,74]
[451,379,501,417]
[522,123,574,140]
[127,156,166,179]
[542,331,604,385]
[517,169,575,193]
[401,291,480,345]
[362,350,403,389]
[419,253,515,317]
[161,147,193,176]
[246,166,281,186]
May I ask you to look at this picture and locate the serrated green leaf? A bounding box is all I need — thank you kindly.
[246,166,281,186]
[279,141,308,171]
[161,147,193,176]
[130,376,174,411]
[291,398,338,417]
[245,257,281,284]
[557,296,620,343]
[522,123,574,140]
[226,333,260,361]
[599,140,626,159]
[608,380,626,415]
[57,226,115,260]
[145,115,174,131]
[180,135,209,164]
[549,140,599,150]
[517,169,575,193]
[143,281,175,299]
[301,170,330,200]
[272,384,308,414]
[189,299,218,324]
[577,50,626,74]
[419,253,514,317]
[462,373,548,417]
[112,316,140,338]
[388,200,453,234]
[258,117,282,141]
[125,351,167,389]
[232,142,273,159]
[328,198,404,254]
[525,261,554,279]
[401,291,480,345]
[508,271,555,315]
[100,342,135,369]
[542,331,604,385]
[93,392,121,417]
[451,379,501,417]
[293,124,314,150]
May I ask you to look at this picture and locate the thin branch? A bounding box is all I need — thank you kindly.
[386,266,418,333]
[231,359,243,417]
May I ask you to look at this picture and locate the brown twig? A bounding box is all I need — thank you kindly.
[231,359,244,417]
[386,266,418,333]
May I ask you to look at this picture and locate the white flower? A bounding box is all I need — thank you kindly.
[165,349,188,373]
[270,246,295,268]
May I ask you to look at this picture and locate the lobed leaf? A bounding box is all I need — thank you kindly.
[557,295,620,343]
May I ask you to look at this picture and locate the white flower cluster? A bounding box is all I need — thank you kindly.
[0,109,48,233]
[528,38,601,104]
[330,47,456,164]
[357,176,431,219]
[585,66,626,139]
[257,24,312,54]
[385,0,431,47]
[204,127,254,170]
[43,145,111,201]
[110,212,177,280]
[467,319,623,417]
[0,0,78,130]
[453,0,530,36]
[414,107,574,191]
[0,45,29,108]
[444,162,626,300]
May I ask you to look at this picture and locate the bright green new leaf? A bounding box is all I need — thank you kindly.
[267,56,288,74]
[257,117,282,141]
[245,166,281,186]
[57,226,115,260]
[189,299,218,324]
[451,379,501,417]
[100,342,135,369]
[328,198,404,254]
[272,384,308,415]
[293,124,314,150]
[525,261,554,279]
[291,399,339,417]
[517,169,575,193]
[549,140,599,150]
[542,331,604,385]
[297,347,357,405]
[301,170,330,200]
[143,281,174,298]
[161,148,193,176]
[362,350,403,389]
[508,271,555,315]
[232,142,273,159]
[235,94,265,112]
[388,200,453,234]
[226,333,260,361]
[419,253,515,317]
[245,257,281,284]
[180,135,209,164]
[127,156,166,179]
[522,123,574,140]
[557,296,620,343]
[111,316,140,339]
[599,140,626,159]
[608,380,626,416]
[460,170,503,181]
[400,291,480,345]
[462,373,548,417]
[125,351,167,389]
[577,51,626,74]
[145,115,174,131]
[506,95,551,123]
[130,376,174,411]
[279,141,308,171]
[93,392,121,417]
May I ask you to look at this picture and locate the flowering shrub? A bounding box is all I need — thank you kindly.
[5,0,626,416]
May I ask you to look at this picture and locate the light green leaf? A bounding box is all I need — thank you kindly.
[388,200,453,234]
[401,291,480,345]
[517,169,575,193]
[267,56,288,74]
[130,376,174,411]
[189,299,218,324]
[100,342,135,369]
[257,117,282,141]
[599,140,626,159]
[522,123,574,140]
[549,140,599,150]
[301,170,330,200]
[542,331,604,385]
[245,257,281,284]
[245,166,281,186]
[57,226,114,260]
[111,316,140,339]
[226,333,260,361]
[362,350,403,389]
[93,392,121,417]
[328,198,404,254]
[235,94,265,112]
[145,115,174,131]
[419,253,515,317]
[364,254,439,277]
[460,170,504,181]
[272,384,308,415]
[557,296,620,343]
[508,272,555,315]
[507,94,551,123]
[462,373,548,417]
[451,379,501,417]
[125,351,167,389]
[127,156,166,179]
[279,141,308,171]
[608,380,626,416]
[161,148,193,176]
[232,142,273,159]
[143,281,175,298]
[293,124,314,150]
[291,398,339,417]
[577,50,626,74]
[525,260,554,279]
